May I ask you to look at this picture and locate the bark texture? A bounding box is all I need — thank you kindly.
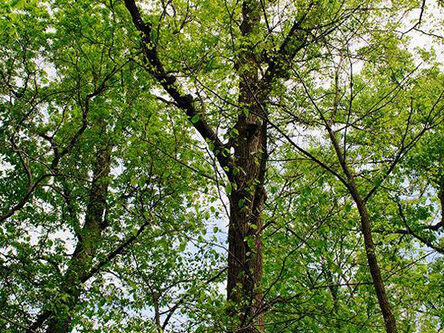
[123,1,268,331]
[227,1,267,332]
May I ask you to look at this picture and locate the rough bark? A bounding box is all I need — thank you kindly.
[227,117,267,333]
[123,1,268,331]
[226,1,267,332]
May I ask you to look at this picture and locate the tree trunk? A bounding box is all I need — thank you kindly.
[227,1,267,332]
[438,178,444,228]
[353,190,398,333]
[45,122,112,333]
[327,128,397,333]
[227,122,266,332]
[122,1,269,330]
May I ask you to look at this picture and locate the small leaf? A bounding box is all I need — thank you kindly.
[226,182,232,195]
[191,114,199,123]
[238,198,245,208]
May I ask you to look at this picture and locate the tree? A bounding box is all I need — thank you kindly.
[122,0,368,330]
[1,0,443,332]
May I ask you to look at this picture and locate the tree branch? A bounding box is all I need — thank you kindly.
[124,0,233,178]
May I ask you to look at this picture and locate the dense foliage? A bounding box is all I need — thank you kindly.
[1,0,443,332]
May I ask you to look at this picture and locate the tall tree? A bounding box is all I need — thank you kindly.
[1,0,444,332]
[122,0,361,330]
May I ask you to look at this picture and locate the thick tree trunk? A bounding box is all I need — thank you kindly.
[227,1,267,332]
[123,1,269,331]
[227,122,266,332]
[45,124,112,333]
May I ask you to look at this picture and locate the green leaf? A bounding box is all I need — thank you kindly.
[191,114,199,123]
[226,182,232,195]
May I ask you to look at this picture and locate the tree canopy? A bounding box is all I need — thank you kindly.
[1,0,444,332]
